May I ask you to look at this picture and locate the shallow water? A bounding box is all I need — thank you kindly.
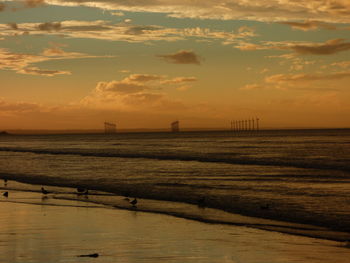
[0,189,349,263]
[0,129,350,238]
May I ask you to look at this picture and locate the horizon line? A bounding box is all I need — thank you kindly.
[1,127,350,135]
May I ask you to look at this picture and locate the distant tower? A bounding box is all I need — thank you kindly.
[252,118,255,130]
[256,117,260,131]
[104,122,116,134]
[171,120,179,132]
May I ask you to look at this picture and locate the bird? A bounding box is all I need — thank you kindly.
[77,187,86,193]
[76,187,88,195]
[3,191,8,197]
[130,198,137,207]
[41,187,51,195]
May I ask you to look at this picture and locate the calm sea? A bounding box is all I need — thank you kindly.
[1,129,350,236]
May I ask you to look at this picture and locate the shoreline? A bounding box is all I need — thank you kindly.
[1,184,350,263]
[1,179,350,243]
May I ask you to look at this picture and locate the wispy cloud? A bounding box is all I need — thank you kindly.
[0,45,112,76]
[157,50,201,65]
[279,20,338,31]
[110,11,124,17]
[0,97,53,119]
[12,0,350,23]
[331,61,350,68]
[265,71,350,83]
[161,77,198,84]
[242,70,350,92]
[236,39,350,56]
[17,67,71,76]
[290,39,350,55]
[25,0,46,8]
[0,20,255,44]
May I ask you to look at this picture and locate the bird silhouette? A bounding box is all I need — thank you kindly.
[3,191,8,197]
[77,187,85,193]
[76,188,88,195]
[130,198,137,207]
[41,187,51,195]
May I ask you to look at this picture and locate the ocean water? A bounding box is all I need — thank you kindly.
[0,129,350,240]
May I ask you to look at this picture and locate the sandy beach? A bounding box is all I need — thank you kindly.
[1,182,349,263]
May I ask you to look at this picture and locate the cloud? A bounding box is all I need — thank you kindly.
[242,70,350,93]
[331,61,350,68]
[80,73,195,112]
[161,77,197,84]
[0,97,43,114]
[111,11,124,16]
[236,39,350,56]
[0,20,254,44]
[17,67,71,76]
[290,39,350,55]
[18,0,350,23]
[241,84,268,90]
[279,20,337,31]
[25,0,46,8]
[157,50,201,65]
[0,46,111,76]
[7,23,18,30]
[265,71,350,83]
[94,73,197,95]
[125,74,163,82]
[96,81,148,94]
[37,22,61,31]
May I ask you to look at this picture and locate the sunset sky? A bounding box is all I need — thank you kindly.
[1,0,350,130]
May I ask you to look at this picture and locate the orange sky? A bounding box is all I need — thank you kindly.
[1,0,350,130]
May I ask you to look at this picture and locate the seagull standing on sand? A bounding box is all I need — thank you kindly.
[3,191,8,197]
[76,188,89,195]
[41,187,50,195]
[130,198,137,207]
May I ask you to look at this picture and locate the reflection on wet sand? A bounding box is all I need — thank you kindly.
[0,189,349,263]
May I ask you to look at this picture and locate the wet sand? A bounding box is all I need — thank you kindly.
[1,187,350,263]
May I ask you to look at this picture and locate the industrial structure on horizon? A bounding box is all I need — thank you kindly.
[104,122,117,134]
[171,120,180,132]
[230,118,260,132]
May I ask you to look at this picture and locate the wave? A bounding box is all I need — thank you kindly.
[0,147,349,173]
[1,180,350,242]
[2,170,350,237]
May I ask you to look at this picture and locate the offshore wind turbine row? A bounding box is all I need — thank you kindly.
[230,118,260,132]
